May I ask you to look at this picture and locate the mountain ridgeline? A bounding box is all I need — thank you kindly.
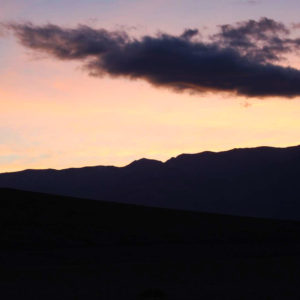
[1,145,300,220]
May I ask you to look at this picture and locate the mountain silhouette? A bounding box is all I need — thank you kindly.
[1,145,300,220]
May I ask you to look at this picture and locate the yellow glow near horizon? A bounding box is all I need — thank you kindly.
[1,20,300,173]
[1,55,300,173]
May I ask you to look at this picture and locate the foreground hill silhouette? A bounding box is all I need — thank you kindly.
[1,188,300,299]
[1,145,300,220]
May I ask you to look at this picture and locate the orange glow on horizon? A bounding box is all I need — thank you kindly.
[1,20,300,173]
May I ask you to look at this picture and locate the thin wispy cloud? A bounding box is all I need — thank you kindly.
[246,0,261,4]
[235,0,262,5]
[0,23,8,37]
[7,18,300,98]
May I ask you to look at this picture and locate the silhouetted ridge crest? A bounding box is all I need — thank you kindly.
[1,145,300,220]
[126,158,163,169]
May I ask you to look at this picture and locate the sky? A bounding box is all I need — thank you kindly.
[1,0,300,172]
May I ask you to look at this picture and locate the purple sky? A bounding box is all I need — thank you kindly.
[1,0,300,172]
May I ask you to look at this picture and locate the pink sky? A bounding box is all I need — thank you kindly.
[1,0,300,172]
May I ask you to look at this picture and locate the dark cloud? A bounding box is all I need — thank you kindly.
[8,23,129,59]
[7,19,300,98]
[213,18,293,62]
[180,28,200,40]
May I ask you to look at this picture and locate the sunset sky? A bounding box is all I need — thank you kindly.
[1,0,300,172]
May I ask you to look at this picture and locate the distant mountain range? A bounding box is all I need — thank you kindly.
[1,145,300,220]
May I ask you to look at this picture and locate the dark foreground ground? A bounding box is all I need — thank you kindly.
[1,188,300,299]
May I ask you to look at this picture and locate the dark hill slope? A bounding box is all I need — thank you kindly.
[1,188,300,249]
[1,145,300,220]
[1,189,300,300]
